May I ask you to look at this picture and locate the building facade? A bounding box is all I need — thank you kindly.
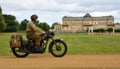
[115,23,120,29]
[55,13,114,32]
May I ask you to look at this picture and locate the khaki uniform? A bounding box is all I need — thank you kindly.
[26,21,44,46]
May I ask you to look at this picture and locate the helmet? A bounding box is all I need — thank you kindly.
[30,14,38,21]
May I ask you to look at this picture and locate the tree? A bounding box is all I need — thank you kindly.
[20,19,29,30]
[93,28,105,33]
[38,22,50,32]
[51,22,59,29]
[3,14,19,32]
[115,29,120,32]
[0,6,6,32]
[106,28,113,33]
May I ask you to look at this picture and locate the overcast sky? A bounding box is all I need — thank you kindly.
[1,0,120,26]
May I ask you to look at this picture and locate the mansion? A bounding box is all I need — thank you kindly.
[54,13,115,32]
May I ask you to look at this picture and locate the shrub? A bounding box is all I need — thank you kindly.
[93,28,105,33]
[115,29,120,32]
[106,28,113,32]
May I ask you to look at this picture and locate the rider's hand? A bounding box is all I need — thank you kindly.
[42,31,46,34]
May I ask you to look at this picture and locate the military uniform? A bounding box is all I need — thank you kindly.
[26,21,45,46]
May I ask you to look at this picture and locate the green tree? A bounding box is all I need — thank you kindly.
[93,28,105,33]
[106,28,113,33]
[0,6,6,32]
[38,22,50,32]
[3,14,19,32]
[115,29,120,32]
[51,22,59,29]
[20,19,29,30]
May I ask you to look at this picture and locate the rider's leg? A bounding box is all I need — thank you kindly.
[34,35,41,51]
[34,35,41,46]
[26,33,41,52]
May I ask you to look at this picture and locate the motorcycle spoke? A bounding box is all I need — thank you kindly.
[52,42,65,55]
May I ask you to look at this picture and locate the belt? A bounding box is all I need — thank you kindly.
[26,31,35,34]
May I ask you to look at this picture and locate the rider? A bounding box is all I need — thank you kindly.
[26,14,45,51]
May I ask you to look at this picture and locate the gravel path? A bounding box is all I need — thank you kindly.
[0,54,120,69]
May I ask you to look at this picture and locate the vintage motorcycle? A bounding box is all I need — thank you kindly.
[11,31,67,58]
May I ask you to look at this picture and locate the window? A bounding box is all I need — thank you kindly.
[102,21,104,24]
[89,22,92,24]
[64,22,66,25]
[96,22,98,24]
[110,22,113,24]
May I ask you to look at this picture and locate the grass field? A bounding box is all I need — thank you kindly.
[0,32,120,56]
[56,33,120,54]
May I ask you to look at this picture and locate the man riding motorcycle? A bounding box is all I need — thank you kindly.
[26,14,45,52]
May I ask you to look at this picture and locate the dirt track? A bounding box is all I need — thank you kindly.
[0,54,120,69]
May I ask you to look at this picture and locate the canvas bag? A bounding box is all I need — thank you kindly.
[9,34,22,48]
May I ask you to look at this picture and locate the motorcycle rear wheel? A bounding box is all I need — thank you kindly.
[11,48,29,58]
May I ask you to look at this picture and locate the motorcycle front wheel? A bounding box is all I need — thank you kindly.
[11,48,29,58]
[49,39,67,57]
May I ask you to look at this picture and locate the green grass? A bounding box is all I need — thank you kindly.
[0,35,11,56]
[1,32,120,56]
[56,33,120,54]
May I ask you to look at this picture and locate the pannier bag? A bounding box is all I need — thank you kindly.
[9,34,22,48]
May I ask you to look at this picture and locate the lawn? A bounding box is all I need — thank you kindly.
[0,32,120,56]
[0,33,12,56]
[56,33,120,54]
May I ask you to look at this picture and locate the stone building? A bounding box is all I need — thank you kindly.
[55,13,115,33]
[115,23,120,29]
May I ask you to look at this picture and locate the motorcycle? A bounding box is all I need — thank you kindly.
[11,31,67,58]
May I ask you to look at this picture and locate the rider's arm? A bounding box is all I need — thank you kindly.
[29,22,45,35]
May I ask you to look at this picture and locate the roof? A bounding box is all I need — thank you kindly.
[63,13,114,20]
[84,13,91,17]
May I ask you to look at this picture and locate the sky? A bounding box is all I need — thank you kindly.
[0,0,120,26]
